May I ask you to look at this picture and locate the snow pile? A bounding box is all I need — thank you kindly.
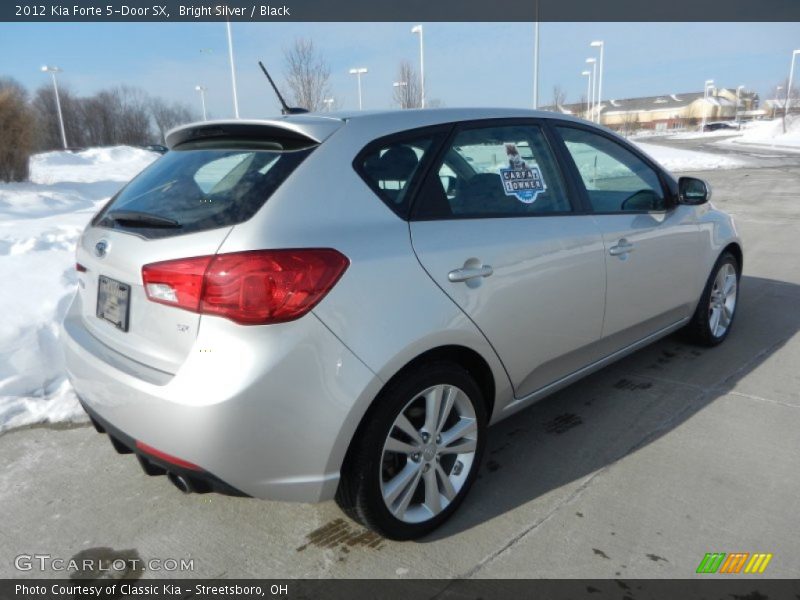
[29,146,157,184]
[0,146,157,433]
[633,142,746,172]
[719,117,800,150]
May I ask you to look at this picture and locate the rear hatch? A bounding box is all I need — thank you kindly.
[75,119,342,374]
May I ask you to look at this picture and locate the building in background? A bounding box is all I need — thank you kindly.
[545,88,761,132]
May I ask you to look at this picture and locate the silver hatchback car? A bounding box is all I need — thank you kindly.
[62,108,742,539]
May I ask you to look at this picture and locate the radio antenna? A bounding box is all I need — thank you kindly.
[258,60,309,115]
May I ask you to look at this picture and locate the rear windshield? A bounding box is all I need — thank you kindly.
[94,145,313,239]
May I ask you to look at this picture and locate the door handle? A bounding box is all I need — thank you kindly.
[448,265,494,283]
[609,240,634,256]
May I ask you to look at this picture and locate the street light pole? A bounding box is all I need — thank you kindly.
[41,66,67,150]
[590,40,604,124]
[195,85,208,121]
[586,58,596,122]
[226,20,240,119]
[581,71,591,119]
[533,1,540,109]
[411,25,425,108]
[349,68,368,110]
[701,79,714,132]
[784,49,800,132]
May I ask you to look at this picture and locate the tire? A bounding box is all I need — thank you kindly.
[685,251,740,347]
[336,361,487,540]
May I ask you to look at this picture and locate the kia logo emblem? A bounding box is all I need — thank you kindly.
[94,240,109,258]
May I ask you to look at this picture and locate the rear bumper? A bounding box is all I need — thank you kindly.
[81,399,248,496]
[61,292,380,503]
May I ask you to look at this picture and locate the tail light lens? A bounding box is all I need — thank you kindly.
[141,249,349,325]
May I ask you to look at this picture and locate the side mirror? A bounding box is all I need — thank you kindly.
[678,176,711,205]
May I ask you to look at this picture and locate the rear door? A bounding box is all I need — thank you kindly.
[553,124,705,349]
[408,120,607,398]
[75,127,320,373]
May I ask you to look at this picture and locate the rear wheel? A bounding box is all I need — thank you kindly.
[685,251,740,346]
[336,362,487,540]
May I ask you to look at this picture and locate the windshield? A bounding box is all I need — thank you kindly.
[94,145,314,239]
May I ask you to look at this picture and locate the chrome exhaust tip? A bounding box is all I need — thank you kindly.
[167,472,193,494]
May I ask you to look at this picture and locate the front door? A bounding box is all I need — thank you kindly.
[409,121,607,398]
[554,124,705,350]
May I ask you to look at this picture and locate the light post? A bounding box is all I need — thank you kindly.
[784,49,800,131]
[195,85,208,121]
[701,79,714,131]
[226,20,240,118]
[586,58,597,122]
[533,2,540,109]
[590,40,604,124]
[349,67,368,110]
[411,25,425,108]
[581,70,592,119]
[323,98,334,112]
[41,65,67,150]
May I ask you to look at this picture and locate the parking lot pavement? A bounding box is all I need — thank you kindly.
[2,160,799,580]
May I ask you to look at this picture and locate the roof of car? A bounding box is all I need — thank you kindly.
[166,108,593,149]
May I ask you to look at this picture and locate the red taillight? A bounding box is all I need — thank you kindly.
[135,440,202,471]
[76,263,87,272]
[141,249,349,325]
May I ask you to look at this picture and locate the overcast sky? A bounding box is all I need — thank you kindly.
[1,22,798,118]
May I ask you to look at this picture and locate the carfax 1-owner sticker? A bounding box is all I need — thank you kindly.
[499,143,546,204]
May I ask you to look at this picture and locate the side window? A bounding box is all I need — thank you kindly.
[357,134,438,217]
[556,126,666,212]
[415,123,571,219]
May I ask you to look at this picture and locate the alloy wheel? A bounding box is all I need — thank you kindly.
[379,384,478,524]
[708,262,737,338]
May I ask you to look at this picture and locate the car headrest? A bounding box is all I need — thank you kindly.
[377,145,419,181]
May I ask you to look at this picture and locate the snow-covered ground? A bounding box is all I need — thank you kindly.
[0,146,156,433]
[633,142,746,172]
[717,117,800,151]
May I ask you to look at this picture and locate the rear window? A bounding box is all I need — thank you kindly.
[94,145,313,239]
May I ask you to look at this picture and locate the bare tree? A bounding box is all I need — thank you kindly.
[551,85,567,111]
[32,83,84,150]
[283,38,332,112]
[774,78,800,132]
[0,78,34,181]
[150,97,195,143]
[392,61,422,109]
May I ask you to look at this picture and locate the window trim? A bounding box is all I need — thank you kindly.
[408,118,581,222]
[352,124,453,220]
[546,120,679,216]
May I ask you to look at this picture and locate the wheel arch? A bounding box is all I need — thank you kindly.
[334,344,497,481]
[722,241,743,274]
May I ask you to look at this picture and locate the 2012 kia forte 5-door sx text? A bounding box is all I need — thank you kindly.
[62,108,742,539]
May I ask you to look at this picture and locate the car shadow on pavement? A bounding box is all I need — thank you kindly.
[421,274,800,542]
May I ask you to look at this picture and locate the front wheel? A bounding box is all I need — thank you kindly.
[336,362,487,540]
[685,251,740,346]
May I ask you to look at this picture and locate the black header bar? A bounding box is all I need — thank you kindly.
[4,0,800,22]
